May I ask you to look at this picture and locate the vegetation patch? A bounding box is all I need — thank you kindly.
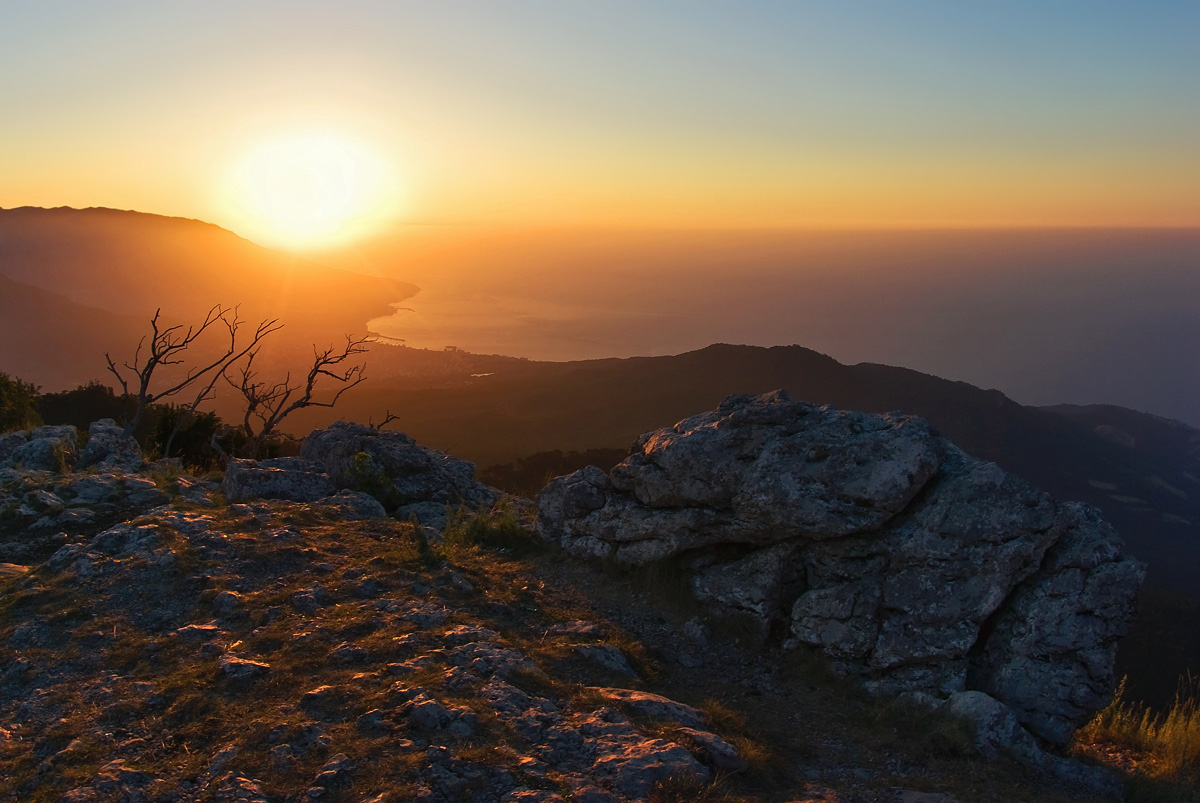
[1075,676,1200,801]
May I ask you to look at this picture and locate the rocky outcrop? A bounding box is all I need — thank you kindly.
[1,425,79,472]
[537,391,1144,751]
[0,424,200,565]
[302,421,499,511]
[0,410,1137,801]
[221,422,500,527]
[222,457,335,503]
[76,418,144,471]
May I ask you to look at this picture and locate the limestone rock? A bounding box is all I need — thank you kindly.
[673,726,750,772]
[218,654,271,681]
[64,473,125,506]
[970,503,1146,746]
[0,431,27,463]
[589,688,707,729]
[77,419,143,471]
[575,645,638,677]
[316,489,387,520]
[944,690,1030,760]
[3,425,78,472]
[944,691,1121,797]
[538,390,1144,750]
[690,542,804,634]
[301,420,499,511]
[538,392,941,559]
[221,457,334,503]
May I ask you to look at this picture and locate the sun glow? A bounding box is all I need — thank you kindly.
[225,131,398,249]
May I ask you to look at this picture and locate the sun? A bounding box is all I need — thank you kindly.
[225,130,397,250]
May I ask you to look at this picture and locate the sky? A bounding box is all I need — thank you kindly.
[1,1,1198,247]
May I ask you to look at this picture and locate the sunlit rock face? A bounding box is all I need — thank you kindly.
[537,390,1145,747]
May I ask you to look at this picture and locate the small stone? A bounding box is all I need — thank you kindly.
[674,727,749,772]
[327,642,370,665]
[588,688,707,728]
[219,655,270,681]
[682,617,710,646]
[212,590,241,617]
[207,745,238,775]
[356,709,388,732]
[175,624,221,641]
[575,645,637,677]
[547,620,603,638]
[269,744,297,774]
[300,685,351,718]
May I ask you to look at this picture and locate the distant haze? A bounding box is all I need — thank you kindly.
[1,209,1195,428]
[346,227,1200,426]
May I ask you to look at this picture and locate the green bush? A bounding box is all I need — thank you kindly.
[38,381,134,434]
[346,451,401,509]
[0,372,42,433]
[150,406,225,471]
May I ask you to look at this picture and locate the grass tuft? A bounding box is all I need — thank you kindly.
[1075,675,1200,799]
[442,504,544,556]
[648,774,751,803]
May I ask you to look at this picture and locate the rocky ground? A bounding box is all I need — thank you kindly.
[0,415,1134,802]
[0,497,1116,802]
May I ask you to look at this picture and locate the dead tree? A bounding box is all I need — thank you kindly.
[159,316,283,458]
[105,306,282,442]
[227,335,370,458]
[369,410,402,430]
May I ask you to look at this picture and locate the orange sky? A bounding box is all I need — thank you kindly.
[1,3,1197,246]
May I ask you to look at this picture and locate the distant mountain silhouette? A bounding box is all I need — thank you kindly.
[0,206,417,389]
[0,273,146,390]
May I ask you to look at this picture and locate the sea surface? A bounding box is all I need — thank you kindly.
[357,228,1200,426]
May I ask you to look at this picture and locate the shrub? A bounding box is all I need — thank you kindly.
[346,451,401,509]
[38,381,134,433]
[0,372,42,433]
[150,405,224,471]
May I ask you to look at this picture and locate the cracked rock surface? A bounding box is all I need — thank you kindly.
[538,391,1145,749]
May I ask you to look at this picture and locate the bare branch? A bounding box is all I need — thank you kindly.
[161,311,283,457]
[230,334,370,458]
[104,305,283,441]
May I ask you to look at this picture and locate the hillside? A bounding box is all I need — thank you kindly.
[0,274,146,390]
[0,206,416,390]
[1,496,1124,803]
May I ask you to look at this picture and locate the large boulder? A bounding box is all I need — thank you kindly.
[301,421,499,511]
[2,425,78,472]
[537,391,1144,748]
[77,419,143,471]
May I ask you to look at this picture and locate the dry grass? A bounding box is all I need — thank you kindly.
[1075,675,1200,801]
[649,774,753,803]
[441,504,545,557]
